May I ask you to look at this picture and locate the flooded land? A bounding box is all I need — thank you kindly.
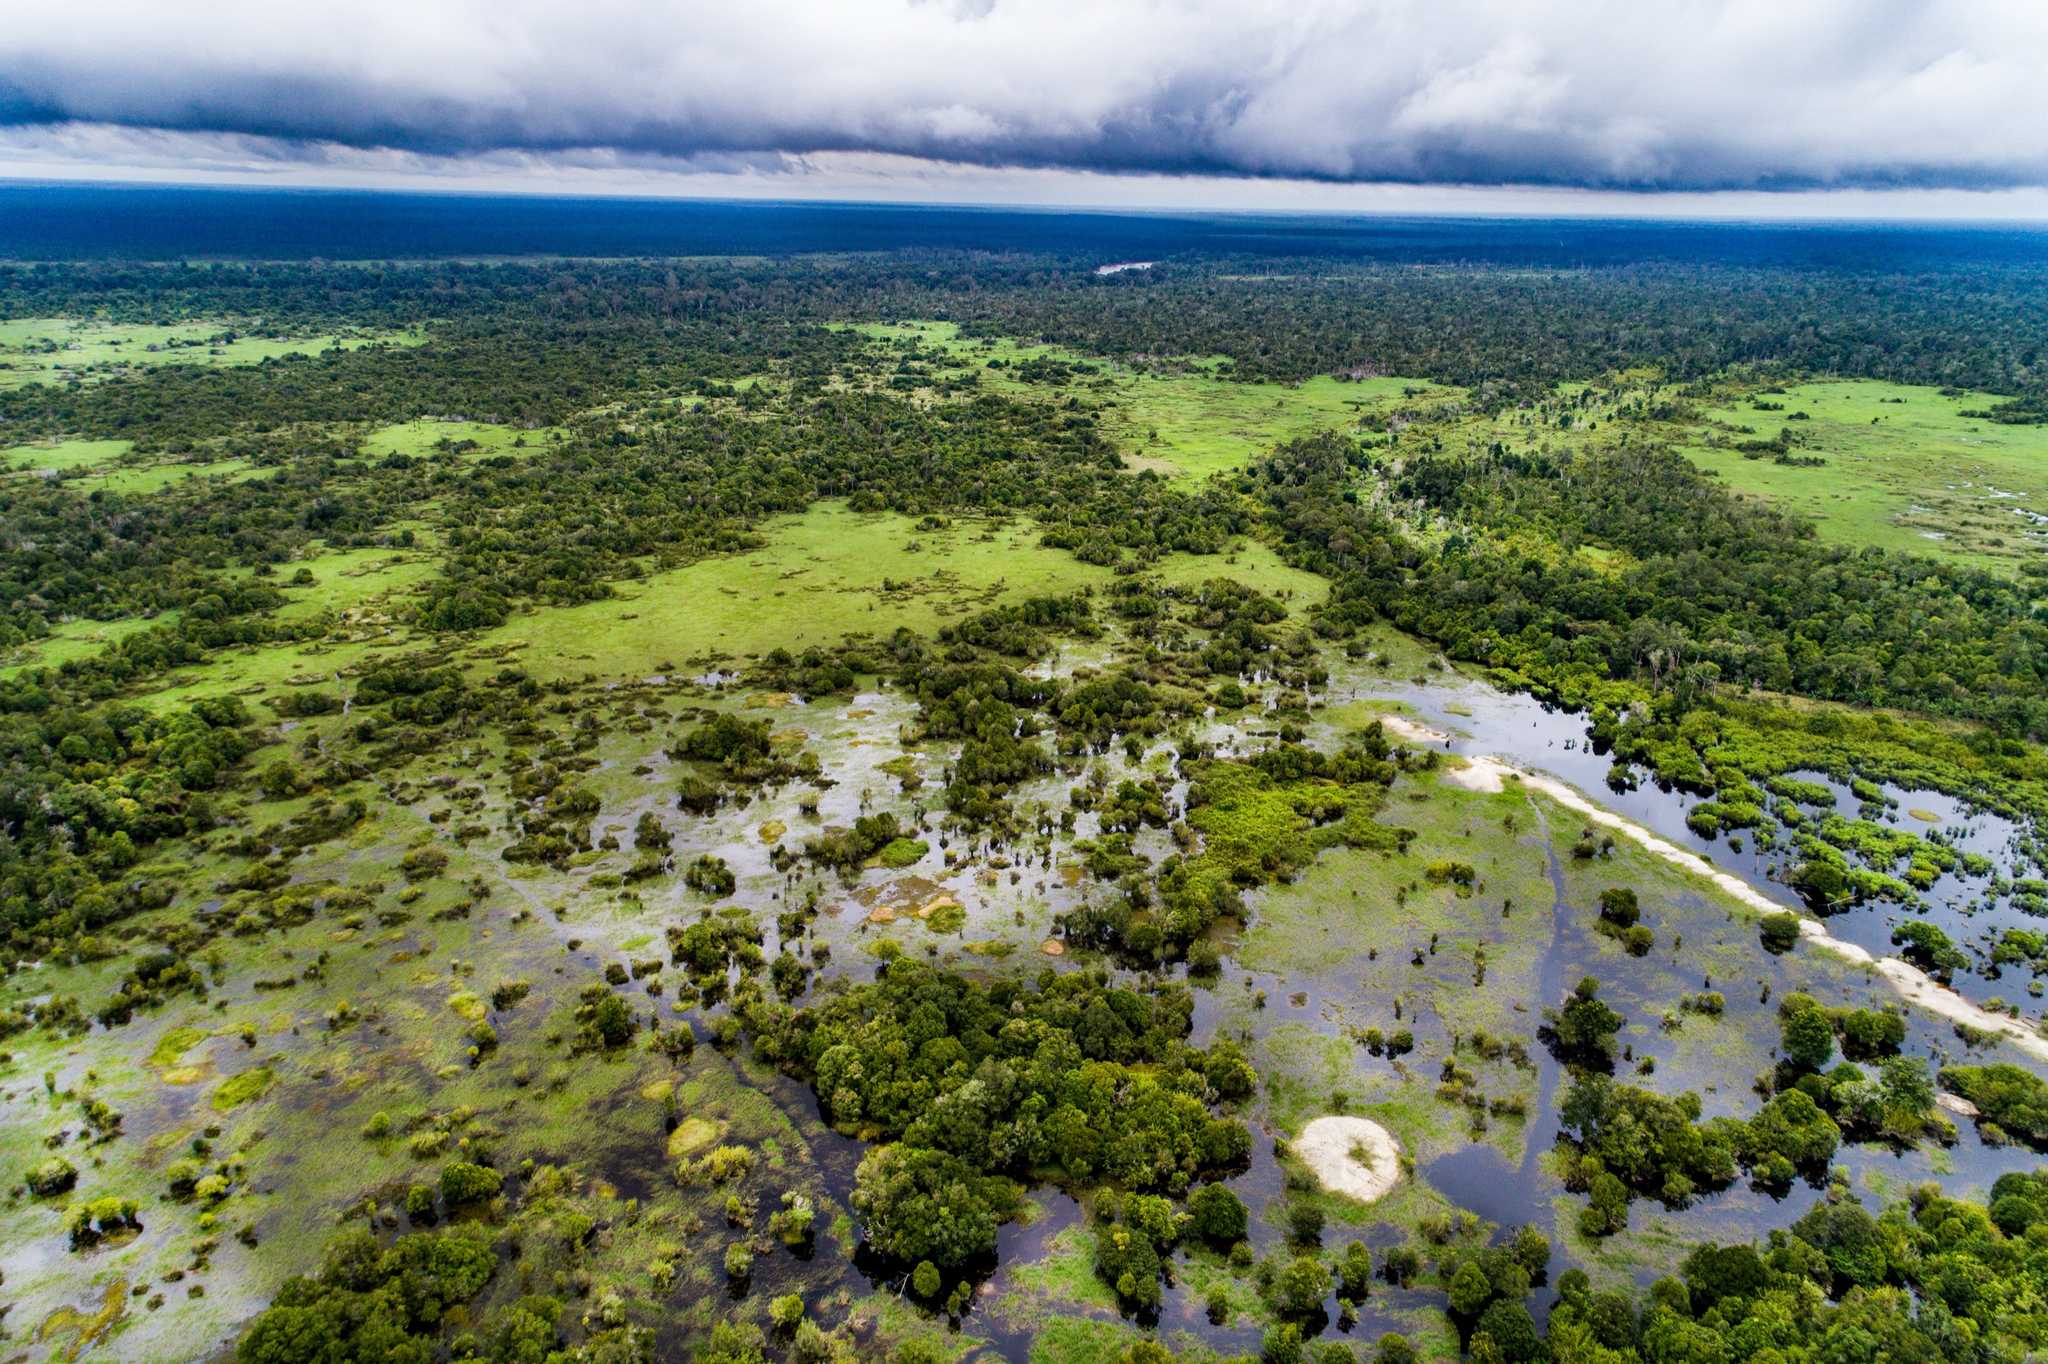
[3,249,2048,1364]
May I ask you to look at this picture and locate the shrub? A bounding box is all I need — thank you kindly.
[26,1155,77,1197]
[1759,912,1802,953]
[439,1160,501,1206]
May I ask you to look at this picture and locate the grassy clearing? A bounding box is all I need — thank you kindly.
[851,320,1453,482]
[1000,1223,1122,1318]
[68,456,261,496]
[481,500,1326,679]
[1678,379,2048,573]
[1239,773,1556,1049]
[262,545,440,623]
[360,419,564,461]
[0,613,172,680]
[1,437,134,472]
[0,319,424,390]
[0,432,267,495]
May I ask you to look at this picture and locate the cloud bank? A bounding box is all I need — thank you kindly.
[4,1,2048,192]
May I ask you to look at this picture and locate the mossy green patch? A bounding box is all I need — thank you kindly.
[147,1026,207,1070]
[1,437,133,472]
[0,318,424,390]
[666,1117,724,1160]
[481,500,1322,678]
[871,837,929,869]
[211,1066,276,1111]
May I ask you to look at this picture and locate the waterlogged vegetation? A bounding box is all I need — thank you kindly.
[2,251,2048,1364]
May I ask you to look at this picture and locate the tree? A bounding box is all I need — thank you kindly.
[1741,1090,1840,1186]
[1582,1172,1630,1237]
[1262,1322,1305,1364]
[1780,1003,1834,1073]
[1596,888,1639,929]
[1448,1259,1494,1321]
[1759,911,1802,953]
[1189,1183,1248,1244]
[1836,1008,1905,1060]
[851,1145,1017,1269]
[1337,1240,1373,1299]
[1475,1300,1543,1363]
[1272,1255,1334,1316]
[1892,920,1967,980]
[1547,977,1623,1070]
[26,1155,77,1196]
[695,1322,768,1364]
[1509,1226,1550,1279]
[1877,1054,1934,1119]
[1373,1337,1418,1364]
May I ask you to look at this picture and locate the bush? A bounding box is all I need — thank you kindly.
[1271,1254,1333,1316]
[1189,1183,1248,1244]
[439,1160,501,1206]
[26,1155,77,1197]
[1780,1001,1835,1073]
[1759,912,1802,953]
[1941,1063,2048,1143]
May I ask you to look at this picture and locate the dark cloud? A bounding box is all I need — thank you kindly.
[3,1,2046,192]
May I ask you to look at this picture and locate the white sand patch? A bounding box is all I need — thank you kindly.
[1296,1116,1402,1203]
[1441,754,1509,792]
[1378,713,1453,746]
[1936,1091,1981,1118]
[1470,757,2048,1065]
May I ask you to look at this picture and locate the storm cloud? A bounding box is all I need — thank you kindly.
[4,1,2047,192]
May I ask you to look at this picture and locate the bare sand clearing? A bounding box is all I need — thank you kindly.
[1295,1116,1402,1203]
[1378,713,1455,746]
[1937,1092,1982,1118]
[1442,753,1509,792]
[1440,755,2048,1064]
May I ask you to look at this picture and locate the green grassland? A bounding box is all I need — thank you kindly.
[1677,379,2048,573]
[0,613,170,680]
[0,435,262,493]
[0,318,425,389]
[852,320,1456,481]
[477,500,1326,679]
[0,436,134,473]
[361,418,564,461]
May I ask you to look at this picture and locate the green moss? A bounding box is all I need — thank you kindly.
[148,1026,207,1070]
[210,1066,276,1112]
[871,837,930,869]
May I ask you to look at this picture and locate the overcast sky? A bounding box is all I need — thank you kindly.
[5,1,2048,217]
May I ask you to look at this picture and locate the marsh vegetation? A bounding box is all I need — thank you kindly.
[1,250,2047,1364]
